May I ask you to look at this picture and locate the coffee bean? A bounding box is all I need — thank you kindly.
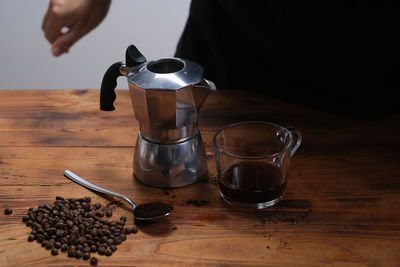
[66,220,73,228]
[41,240,48,247]
[94,203,101,210]
[54,241,62,249]
[90,257,98,265]
[46,240,54,250]
[4,208,13,215]
[44,235,51,242]
[56,229,64,237]
[106,238,114,246]
[79,236,86,245]
[55,222,64,229]
[61,244,68,252]
[83,252,91,260]
[22,215,30,222]
[120,234,126,241]
[104,230,111,237]
[98,247,105,255]
[105,248,112,256]
[75,250,82,259]
[123,228,131,235]
[90,244,97,252]
[105,210,112,217]
[120,216,127,222]
[90,228,98,236]
[131,226,138,234]
[82,203,91,212]
[51,248,58,256]
[47,227,56,235]
[28,234,35,242]
[36,234,44,242]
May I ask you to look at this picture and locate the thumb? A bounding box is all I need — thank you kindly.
[51,26,83,57]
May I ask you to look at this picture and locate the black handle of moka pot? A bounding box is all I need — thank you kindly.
[100,61,122,111]
[100,45,147,111]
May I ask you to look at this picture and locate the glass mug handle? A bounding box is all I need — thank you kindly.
[286,127,302,157]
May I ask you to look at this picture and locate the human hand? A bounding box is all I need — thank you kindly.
[42,0,111,57]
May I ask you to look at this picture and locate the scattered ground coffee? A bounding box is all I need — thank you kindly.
[133,202,173,219]
[23,196,138,265]
[186,199,210,207]
[4,208,13,215]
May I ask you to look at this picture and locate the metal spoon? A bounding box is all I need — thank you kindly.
[64,170,173,221]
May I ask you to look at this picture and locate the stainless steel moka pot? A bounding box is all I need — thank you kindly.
[100,45,216,188]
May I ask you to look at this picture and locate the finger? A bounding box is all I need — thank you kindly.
[43,14,66,44]
[41,2,53,32]
[51,25,83,56]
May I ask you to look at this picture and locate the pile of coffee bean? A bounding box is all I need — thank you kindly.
[22,196,138,265]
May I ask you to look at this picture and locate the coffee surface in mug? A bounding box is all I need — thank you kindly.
[219,161,286,204]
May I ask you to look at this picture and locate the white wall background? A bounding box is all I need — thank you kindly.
[0,0,190,89]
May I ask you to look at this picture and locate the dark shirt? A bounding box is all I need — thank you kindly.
[175,0,400,115]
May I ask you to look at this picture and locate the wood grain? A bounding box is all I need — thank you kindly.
[1,89,399,266]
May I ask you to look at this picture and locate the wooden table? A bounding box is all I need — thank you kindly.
[0,89,399,266]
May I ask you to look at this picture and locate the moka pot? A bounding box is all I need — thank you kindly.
[100,45,216,188]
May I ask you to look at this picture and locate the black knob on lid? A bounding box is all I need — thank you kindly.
[125,45,146,68]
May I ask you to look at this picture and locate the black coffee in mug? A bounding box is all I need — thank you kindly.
[219,161,286,204]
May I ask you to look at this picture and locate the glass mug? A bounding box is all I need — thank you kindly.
[213,121,302,209]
